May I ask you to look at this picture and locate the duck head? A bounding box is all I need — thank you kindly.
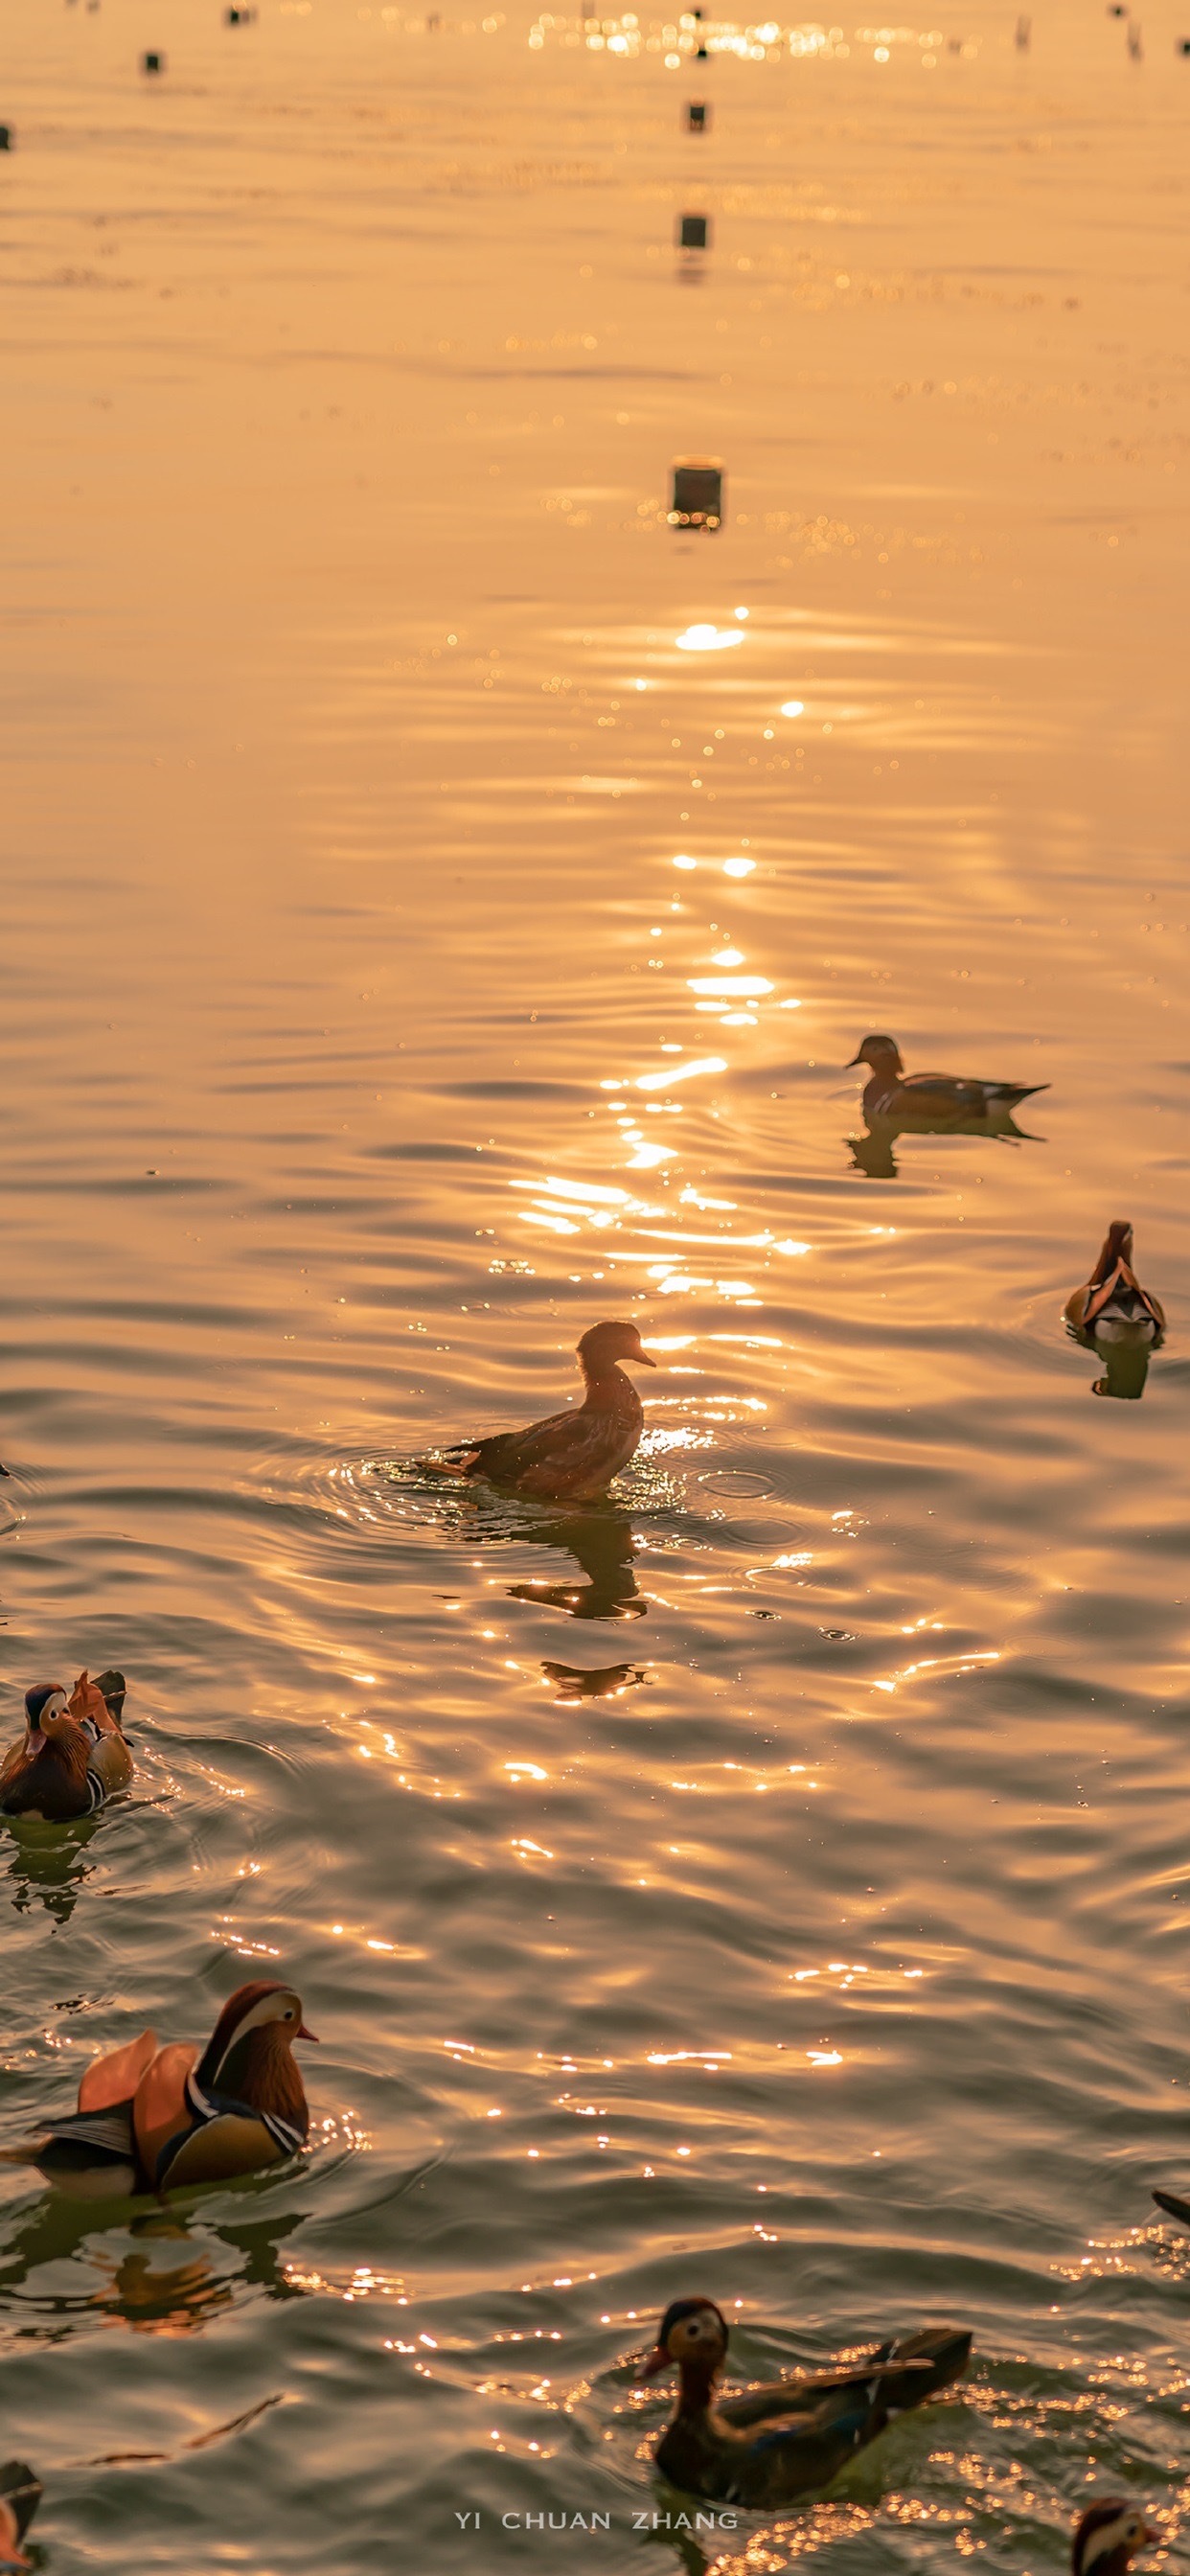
[15,1685,89,1787]
[195,1980,318,2097]
[23,1684,69,1747]
[1071,2500,1158,2576]
[635,2296,729,2401]
[1093,1220,1135,1276]
[577,1320,656,1382]
[848,1034,904,1074]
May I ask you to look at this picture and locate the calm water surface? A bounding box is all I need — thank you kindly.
[2,1,1189,2568]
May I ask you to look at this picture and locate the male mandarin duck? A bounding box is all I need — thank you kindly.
[0,1980,315,2199]
[437,1320,655,1502]
[1072,2499,1158,2576]
[0,1671,132,1823]
[848,1033,1048,1128]
[632,2297,972,2507]
[0,2466,40,2576]
[1064,1223,1165,1348]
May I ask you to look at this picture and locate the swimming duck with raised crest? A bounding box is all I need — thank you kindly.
[0,1670,132,1822]
[632,2297,972,2507]
[0,1979,316,2199]
[433,1320,655,1502]
[1064,1223,1164,1348]
[1071,2498,1158,2576]
[848,1033,1048,1130]
[0,2465,41,2576]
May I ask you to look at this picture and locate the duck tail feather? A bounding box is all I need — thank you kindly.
[1154,2188,1190,2228]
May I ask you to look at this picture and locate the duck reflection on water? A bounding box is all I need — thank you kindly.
[419,1475,647,1621]
[505,1502,645,1622]
[0,2195,306,2338]
[540,1658,647,1701]
[3,1809,104,1927]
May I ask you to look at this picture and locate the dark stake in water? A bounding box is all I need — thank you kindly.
[0,0,1187,2571]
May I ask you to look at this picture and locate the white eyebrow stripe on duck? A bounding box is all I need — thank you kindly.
[1081,2515,1134,2571]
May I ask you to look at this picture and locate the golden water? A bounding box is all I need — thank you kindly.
[2,0,1189,2567]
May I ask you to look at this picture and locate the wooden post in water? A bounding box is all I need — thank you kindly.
[669,457,723,528]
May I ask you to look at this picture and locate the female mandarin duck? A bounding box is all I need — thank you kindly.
[0,1980,315,2199]
[0,1671,131,1822]
[0,2466,40,2576]
[1072,2499,1158,2576]
[633,2297,972,2506]
[848,1033,1047,1128]
[1064,1223,1164,1349]
[438,1320,655,1502]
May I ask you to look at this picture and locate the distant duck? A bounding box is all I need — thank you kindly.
[848,1033,1048,1128]
[0,2465,41,2575]
[0,1670,132,1822]
[0,1980,316,2199]
[435,1321,656,1502]
[1064,1223,1164,1348]
[1072,2498,1158,2576]
[632,2297,972,2507]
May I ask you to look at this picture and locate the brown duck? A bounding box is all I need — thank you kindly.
[1064,1223,1164,1348]
[848,1033,1047,1128]
[0,1671,132,1822]
[633,2297,972,2507]
[0,1979,316,2199]
[436,1321,655,1502]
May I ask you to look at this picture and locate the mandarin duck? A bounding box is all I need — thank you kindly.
[848,1033,1047,1129]
[436,1320,655,1502]
[0,2466,40,2576]
[1072,2498,1158,2576]
[632,2297,972,2507]
[1064,1224,1164,1349]
[0,1671,132,1823]
[0,1979,316,2199]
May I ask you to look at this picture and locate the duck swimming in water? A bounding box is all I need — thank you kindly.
[1064,1223,1164,1348]
[632,2297,972,2507]
[0,2465,40,2575]
[0,1671,132,1822]
[848,1034,1048,1129]
[1071,2499,1158,2576]
[0,1979,316,2199]
[435,1321,655,1503]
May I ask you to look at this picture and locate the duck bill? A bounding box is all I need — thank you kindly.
[635,1351,657,1368]
[634,2345,671,2383]
[846,1050,864,1066]
[297,2022,319,2041]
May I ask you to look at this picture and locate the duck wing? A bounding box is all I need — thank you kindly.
[1083,1261,1164,1336]
[0,2102,140,2191]
[897,1071,1047,1123]
[710,2329,971,2509]
[79,2028,158,2114]
[718,2351,936,2429]
[446,1406,577,1484]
